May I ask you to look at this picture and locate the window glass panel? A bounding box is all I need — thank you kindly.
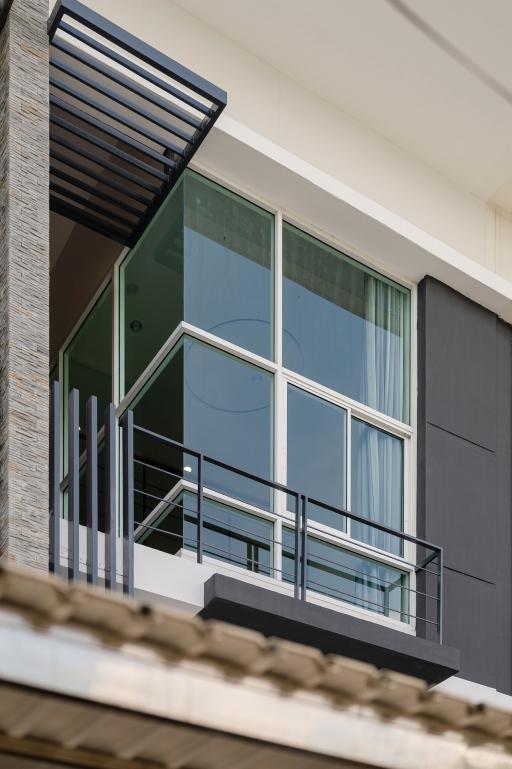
[131,337,273,509]
[120,180,184,395]
[184,172,273,359]
[120,172,274,395]
[282,529,408,621]
[351,418,404,555]
[63,282,112,435]
[287,385,347,531]
[283,223,410,422]
[137,492,273,575]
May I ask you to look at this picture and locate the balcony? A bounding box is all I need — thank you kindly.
[49,382,459,685]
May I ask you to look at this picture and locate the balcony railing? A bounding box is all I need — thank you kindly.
[49,382,444,641]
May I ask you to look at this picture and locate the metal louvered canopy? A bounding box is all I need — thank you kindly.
[48,0,227,246]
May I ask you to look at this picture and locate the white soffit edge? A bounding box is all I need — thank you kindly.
[197,114,512,323]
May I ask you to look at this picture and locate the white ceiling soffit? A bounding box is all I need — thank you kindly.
[174,0,512,211]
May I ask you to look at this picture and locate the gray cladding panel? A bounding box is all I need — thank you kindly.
[494,321,512,694]
[423,279,497,451]
[442,568,496,688]
[425,422,496,583]
[419,277,512,694]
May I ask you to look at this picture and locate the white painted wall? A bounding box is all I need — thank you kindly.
[50,0,512,293]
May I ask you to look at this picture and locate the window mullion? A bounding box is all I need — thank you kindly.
[346,407,352,540]
[275,209,283,368]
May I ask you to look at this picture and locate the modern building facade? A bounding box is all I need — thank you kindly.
[2,0,512,748]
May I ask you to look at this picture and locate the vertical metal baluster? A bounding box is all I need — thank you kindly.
[49,380,61,575]
[197,454,203,564]
[86,396,98,585]
[104,403,116,590]
[437,548,443,643]
[68,388,80,582]
[294,493,300,599]
[300,495,307,601]
[122,410,134,596]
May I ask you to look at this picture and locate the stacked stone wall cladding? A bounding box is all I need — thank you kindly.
[0,0,49,569]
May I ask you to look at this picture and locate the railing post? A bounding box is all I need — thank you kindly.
[86,396,98,585]
[300,495,307,601]
[197,454,204,564]
[438,547,443,643]
[67,388,80,582]
[122,409,134,596]
[104,403,117,590]
[294,494,300,599]
[49,380,61,575]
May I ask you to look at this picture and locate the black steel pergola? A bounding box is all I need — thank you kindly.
[48,0,227,246]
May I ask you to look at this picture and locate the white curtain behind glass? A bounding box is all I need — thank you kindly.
[352,276,406,614]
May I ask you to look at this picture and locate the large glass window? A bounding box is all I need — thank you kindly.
[136,491,273,575]
[63,282,112,433]
[58,171,415,628]
[283,529,408,621]
[287,385,347,531]
[351,419,404,555]
[283,223,410,423]
[121,171,273,395]
[131,336,273,509]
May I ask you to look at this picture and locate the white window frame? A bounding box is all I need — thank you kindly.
[55,163,418,633]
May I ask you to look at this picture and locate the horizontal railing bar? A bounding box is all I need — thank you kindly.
[134,457,189,480]
[50,197,131,244]
[133,491,437,599]
[133,425,300,498]
[134,517,438,622]
[50,165,144,217]
[51,37,200,136]
[137,498,198,518]
[135,492,278,550]
[300,576,407,618]
[50,131,161,194]
[133,425,202,459]
[134,523,273,573]
[50,54,192,148]
[50,148,152,205]
[50,77,185,163]
[50,108,169,181]
[134,487,183,506]
[50,181,135,229]
[283,547,437,597]
[304,577,438,626]
[133,423,440,557]
[416,549,441,571]
[59,19,212,116]
[414,563,442,577]
[306,494,441,554]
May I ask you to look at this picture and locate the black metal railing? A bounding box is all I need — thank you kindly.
[49,382,444,642]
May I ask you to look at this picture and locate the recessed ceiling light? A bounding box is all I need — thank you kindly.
[184,466,192,473]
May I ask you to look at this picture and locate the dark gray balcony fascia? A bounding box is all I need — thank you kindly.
[201,574,460,686]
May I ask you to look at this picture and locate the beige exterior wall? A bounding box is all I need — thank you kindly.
[51,0,512,286]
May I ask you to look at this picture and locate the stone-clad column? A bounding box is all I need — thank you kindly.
[0,0,49,569]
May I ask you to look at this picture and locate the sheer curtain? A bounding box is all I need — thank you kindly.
[352,275,406,615]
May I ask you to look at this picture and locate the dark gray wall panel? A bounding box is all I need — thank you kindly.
[418,277,512,694]
[425,423,496,583]
[495,321,512,694]
[423,279,497,451]
[442,568,496,688]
